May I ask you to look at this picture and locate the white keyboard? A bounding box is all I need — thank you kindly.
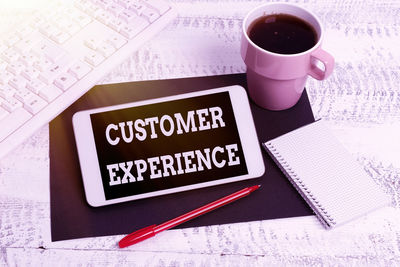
[0,0,176,159]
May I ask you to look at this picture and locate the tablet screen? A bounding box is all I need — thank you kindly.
[90,91,248,200]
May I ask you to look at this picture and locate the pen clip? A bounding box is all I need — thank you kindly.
[119,224,156,248]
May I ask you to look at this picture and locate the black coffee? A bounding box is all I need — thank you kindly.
[248,14,317,54]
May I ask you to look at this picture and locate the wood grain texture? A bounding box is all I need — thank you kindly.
[1,0,400,265]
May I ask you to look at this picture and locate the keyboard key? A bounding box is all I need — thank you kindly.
[129,2,146,15]
[108,3,125,16]
[0,107,32,142]
[54,73,77,91]
[21,66,40,81]
[14,34,41,53]
[84,37,101,50]
[97,10,112,25]
[71,11,92,27]
[74,0,90,11]
[32,40,66,63]
[38,22,60,38]
[142,0,170,14]
[97,0,111,9]
[0,85,16,99]
[118,9,137,24]
[1,48,20,63]
[19,53,38,66]
[23,94,48,114]
[56,54,75,70]
[1,97,23,112]
[9,76,28,90]
[84,51,105,66]
[119,24,136,39]
[106,34,127,49]
[117,0,135,8]
[0,72,15,86]
[68,61,92,79]
[6,61,25,75]
[120,17,149,39]
[39,63,65,84]
[33,57,53,72]
[97,42,116,57]
[26,78,46,94]
[14,87,35,103]
[142,8,160,22]
[85,3,102,17]
[51,32,71,44]
[108,17,125,32]
[38,85,62,102]
[63,21,81,36]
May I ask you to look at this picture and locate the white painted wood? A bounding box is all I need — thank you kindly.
[1,0,400,265]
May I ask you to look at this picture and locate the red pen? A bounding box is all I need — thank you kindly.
[119,184,261,248]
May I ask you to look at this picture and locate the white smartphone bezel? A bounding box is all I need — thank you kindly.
[72,85,265,207]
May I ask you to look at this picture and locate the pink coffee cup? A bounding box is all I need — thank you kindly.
[241,3,334,110]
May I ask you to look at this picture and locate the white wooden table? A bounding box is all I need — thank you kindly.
[1,0,400,265]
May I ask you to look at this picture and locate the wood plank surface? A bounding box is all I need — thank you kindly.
[1,0,400,265]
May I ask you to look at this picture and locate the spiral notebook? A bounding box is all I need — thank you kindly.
[263,120,390,228]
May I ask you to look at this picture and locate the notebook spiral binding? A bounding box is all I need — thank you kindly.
[264,142,337,228]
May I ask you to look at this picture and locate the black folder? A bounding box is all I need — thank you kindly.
[50,73,314,241]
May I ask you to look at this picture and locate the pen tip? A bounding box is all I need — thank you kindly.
[248,185,261,192]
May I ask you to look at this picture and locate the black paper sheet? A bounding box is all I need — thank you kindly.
[50,73,314,241]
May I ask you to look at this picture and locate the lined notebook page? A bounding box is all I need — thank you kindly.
[264,120,390,228]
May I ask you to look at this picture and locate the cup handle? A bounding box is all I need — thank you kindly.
[308,48,335,80]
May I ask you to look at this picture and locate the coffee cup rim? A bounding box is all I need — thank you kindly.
[242,2,324,57]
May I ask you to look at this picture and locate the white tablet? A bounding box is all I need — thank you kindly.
[72,85,265,207]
